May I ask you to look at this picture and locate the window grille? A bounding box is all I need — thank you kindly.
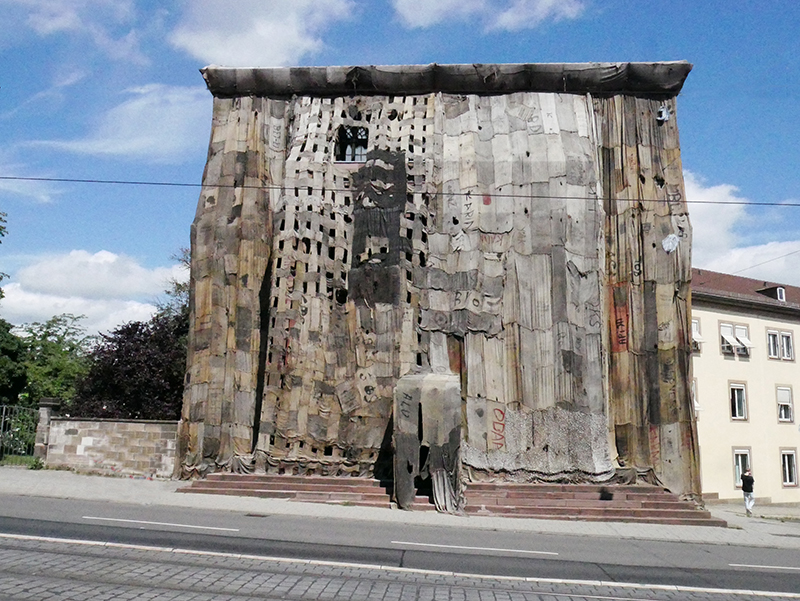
[335,125,368,162]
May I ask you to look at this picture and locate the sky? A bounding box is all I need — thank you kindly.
[1,0,799,334]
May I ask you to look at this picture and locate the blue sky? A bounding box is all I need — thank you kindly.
[1,0,799,333]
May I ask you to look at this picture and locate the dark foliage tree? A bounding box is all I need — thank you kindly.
[72,311,189,420]
[0,318,27,404]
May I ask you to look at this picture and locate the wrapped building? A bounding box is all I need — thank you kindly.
[176,62,700,508]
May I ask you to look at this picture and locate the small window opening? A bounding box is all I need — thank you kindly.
[335,125,368,162]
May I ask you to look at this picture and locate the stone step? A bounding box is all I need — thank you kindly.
[465,503,712,519]
[177,484,433,509]
[180,485,398,502]
[464,482,662,494]
[464,509,728,527]
[465,495,695,510]
[178,476,725,526]
[204,473,389,488]
[178,473,435,509]
[462,482,726,527]
[187,479,390,495]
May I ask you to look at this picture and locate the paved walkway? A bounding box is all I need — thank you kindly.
[2,466,800,550]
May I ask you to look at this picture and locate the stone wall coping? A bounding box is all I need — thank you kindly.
[51,418,179,425]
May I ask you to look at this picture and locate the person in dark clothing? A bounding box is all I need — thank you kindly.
[741,469,755,517]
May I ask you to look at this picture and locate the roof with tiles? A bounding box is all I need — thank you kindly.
[692,268,800,316]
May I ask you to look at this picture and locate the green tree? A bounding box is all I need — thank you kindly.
[20,314,94,408]
[0,318,27,404]
[155,247,190,319]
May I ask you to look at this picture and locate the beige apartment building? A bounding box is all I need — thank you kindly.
[692,268,799,503]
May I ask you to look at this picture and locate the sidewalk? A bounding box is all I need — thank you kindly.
[2,466,800,550]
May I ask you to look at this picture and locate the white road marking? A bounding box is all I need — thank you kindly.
[82,516,239,532]
[730,563,800,571]
[391,540,558,556]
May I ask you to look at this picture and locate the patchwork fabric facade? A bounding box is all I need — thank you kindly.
[177,63,700,505]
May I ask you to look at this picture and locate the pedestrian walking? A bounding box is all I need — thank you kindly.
[741,469,755,517]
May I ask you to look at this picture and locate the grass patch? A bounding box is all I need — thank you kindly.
[0,455,38,467]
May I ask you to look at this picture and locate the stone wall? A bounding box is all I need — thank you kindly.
[45,418,178,478]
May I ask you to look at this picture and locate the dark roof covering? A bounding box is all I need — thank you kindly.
[201,62,692,99]
[692,268,800,316]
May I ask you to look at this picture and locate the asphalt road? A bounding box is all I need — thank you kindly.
[2,494,800,596]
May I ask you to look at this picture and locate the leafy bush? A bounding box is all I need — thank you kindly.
[71,312,188,420]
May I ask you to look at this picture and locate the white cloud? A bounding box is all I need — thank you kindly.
[170,0,354,67]
[0,69,87,121]
[29,85,211,164]
[0,250,189,334]
[392,0,586,30]
[392,0,485,28]
[684,171,748,268]
[0,155,60,203]
[686,171,800,287]
[0,283,156,335]
[15,250,184,300]
[490,0,585,31]
[0,0,145,63]
[698,241,800,287]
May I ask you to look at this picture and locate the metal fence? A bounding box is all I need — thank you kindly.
[0,405,37,458]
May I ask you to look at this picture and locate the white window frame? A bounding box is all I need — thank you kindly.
[691,319,703,353]
[781,332,794,361]
[768,330,781,359]
[733,449,751,488]
[720,323,737,355]
[778,386,794,423]
[782,449,798,487]
[730,382,747,420]
[734,325,753,357]
[778,287,786,302]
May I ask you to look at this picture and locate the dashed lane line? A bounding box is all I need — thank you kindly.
[730,563,800,571]
[82,516,240,532]
[391,540,558,555]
